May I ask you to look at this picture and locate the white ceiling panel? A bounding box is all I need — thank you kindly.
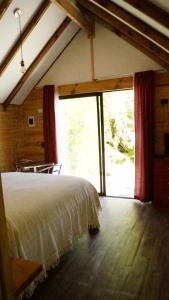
[11,22,79,104]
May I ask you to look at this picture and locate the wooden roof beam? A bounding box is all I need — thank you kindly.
[0,0,51,77]
[99,0,169,52]
[51,0,91,34]
[123,0,169,29]
[77,0,169,71]
[0,0,11,20]
[3,17,71,107]
[58,72,169,96]
[59,77,133,95]
[99,17,169,71]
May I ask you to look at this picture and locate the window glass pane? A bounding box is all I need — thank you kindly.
[103,90,135,197]
[56,96,100,192]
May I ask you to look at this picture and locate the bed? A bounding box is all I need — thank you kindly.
[2,172,101,292]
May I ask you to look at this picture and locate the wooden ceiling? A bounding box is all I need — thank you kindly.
[0,0,169,106]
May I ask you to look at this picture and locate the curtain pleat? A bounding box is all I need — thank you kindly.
[134,71,154,202]
[43,85,58,164]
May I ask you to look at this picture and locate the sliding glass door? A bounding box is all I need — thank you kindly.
[57,90,134,198]
[56,94,103,193]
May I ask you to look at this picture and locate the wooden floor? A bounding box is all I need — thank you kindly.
[29,197,169,300]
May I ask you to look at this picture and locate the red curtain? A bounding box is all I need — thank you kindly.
[134,71,154,202]
[43,85,58,164]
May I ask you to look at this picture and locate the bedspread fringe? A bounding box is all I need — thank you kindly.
[21,222,100,299]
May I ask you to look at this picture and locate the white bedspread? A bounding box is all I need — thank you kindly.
[2,172,101,275]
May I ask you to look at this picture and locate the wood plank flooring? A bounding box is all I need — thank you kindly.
[29,197,169,300]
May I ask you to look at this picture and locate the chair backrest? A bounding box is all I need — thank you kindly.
[15,162,62,175]
[36,164,54,174]
[52,164,62,175]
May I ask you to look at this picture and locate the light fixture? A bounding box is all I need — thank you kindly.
[13,8,26,74]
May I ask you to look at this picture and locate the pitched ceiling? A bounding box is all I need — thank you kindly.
[0,0,169,106]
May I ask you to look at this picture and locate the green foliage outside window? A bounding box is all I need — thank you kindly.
[104,91,134,164]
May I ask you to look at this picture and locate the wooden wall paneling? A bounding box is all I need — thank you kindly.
[20,88,45,162]
[0,105,23,171]
[154,85,169,156]
[155,72,169,86]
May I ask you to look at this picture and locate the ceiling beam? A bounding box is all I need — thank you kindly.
[51,0,91,34]
[123,0,169,29]
[3,17,71,107]
[77,0,169,71]
[58,72,169,96]
[99,0,169,52]
[58,76,133,95]
[0,0,51,77]
[0,0,11,20]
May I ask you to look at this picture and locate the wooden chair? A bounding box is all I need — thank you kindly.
[52,164,62,175]
[35,163,54,174]
[29,163,62,174]
[15,162,62,175]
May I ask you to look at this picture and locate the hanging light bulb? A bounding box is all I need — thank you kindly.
[13,8,26,74]
[20,59,26,74]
